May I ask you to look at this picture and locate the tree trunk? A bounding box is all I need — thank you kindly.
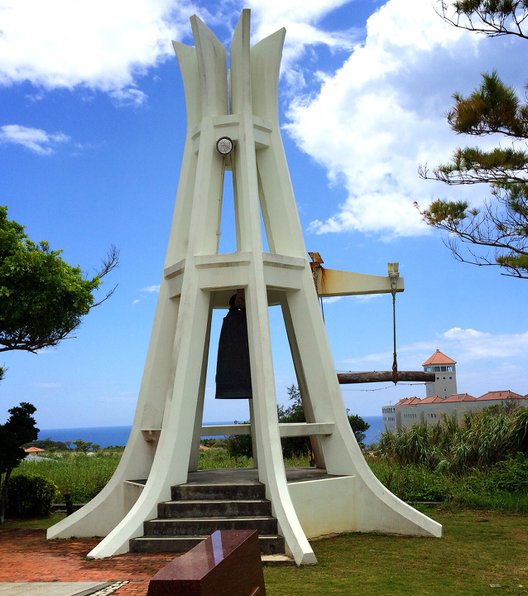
[337,371,435,384]
[0,469,12,524]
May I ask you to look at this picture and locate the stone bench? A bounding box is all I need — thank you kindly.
[147,529,266,595]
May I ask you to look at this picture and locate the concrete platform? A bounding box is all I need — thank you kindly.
[188,467,339,485]
[131,467,340,487]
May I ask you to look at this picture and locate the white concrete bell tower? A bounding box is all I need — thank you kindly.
[48,9,441,565]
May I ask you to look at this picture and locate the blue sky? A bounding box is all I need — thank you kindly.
[1,0,526,429]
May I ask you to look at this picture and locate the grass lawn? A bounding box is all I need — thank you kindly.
[1,512,65,530]
[5,508,527,594]
[264,508,528,595]
[9,448,528,593]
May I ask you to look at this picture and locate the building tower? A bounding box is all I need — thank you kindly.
[423,350,457,398]
[47,10,441,564]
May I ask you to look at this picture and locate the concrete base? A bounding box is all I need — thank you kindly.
[147,467,439,543]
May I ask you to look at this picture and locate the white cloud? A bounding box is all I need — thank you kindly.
[323,296,344,304]
[140,285,160,293]
[245,0,356,45]
[323,294,382,305]
[0,0,358,103]
[285,0,527,238]
[0,0,194,99]
[133,284,160,304]
[441,327,528,361]
[245,0,358,87]
[109,87,148,108]
[342,327,528,373]
[0,124,70,154]
[442,327,488,341]
[339,349,392,369]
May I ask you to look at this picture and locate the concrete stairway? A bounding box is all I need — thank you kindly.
[129,481,285,555]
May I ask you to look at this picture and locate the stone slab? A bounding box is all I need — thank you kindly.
[0,582,118,595]
[147,530,265,595]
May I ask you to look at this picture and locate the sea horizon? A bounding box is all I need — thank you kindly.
[39,415,385,448]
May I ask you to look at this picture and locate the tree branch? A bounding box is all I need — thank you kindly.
[437,0,528,40]
[90,244,119,309]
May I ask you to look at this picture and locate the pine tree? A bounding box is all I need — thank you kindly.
[0,403,39,523]
[419,2,528,278]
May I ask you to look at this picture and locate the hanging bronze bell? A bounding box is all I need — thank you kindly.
[215,293,253,399]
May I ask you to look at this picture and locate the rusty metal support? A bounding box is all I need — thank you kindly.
[308,253,404,298]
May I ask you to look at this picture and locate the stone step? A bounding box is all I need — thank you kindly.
[131,478,285,557]
[171,483,266,501]
[158,499,272,518]
[144,516,278,536]
[129,534,285,555]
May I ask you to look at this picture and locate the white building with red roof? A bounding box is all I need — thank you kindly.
[382,350,528,433]
[422,349,457,398]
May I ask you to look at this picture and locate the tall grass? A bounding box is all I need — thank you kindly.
[380,406,528,474]
[198,447,309,469]
[14,451,122,503]
[15,447,311,503]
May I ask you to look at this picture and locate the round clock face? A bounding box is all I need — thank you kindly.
[216,136,234,155]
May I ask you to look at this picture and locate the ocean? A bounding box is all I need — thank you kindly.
[362,415,385,446]
[39,415,385,449]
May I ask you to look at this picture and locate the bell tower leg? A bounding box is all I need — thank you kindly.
[225,11,317,564]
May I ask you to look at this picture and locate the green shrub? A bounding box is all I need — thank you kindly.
[369,451,528,511]
[7,474,59,517]
[511,407,528,453]
[199,446,253,469]
[492,453,528,492]
[449,491,528,513]
[225,426,253,458]
[456,454,528,496]
[369,459,451,502]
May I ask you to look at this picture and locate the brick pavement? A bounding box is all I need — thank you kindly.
[0,528,175,595]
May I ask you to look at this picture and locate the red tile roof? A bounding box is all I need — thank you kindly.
[396,397,421,405]
[478,390,524,401]
[422,349,456,366]
[443,393,477,402]
[394,390,526,409]
[421,396,442,403]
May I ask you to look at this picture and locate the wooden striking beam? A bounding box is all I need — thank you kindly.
[337,371,435,384]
